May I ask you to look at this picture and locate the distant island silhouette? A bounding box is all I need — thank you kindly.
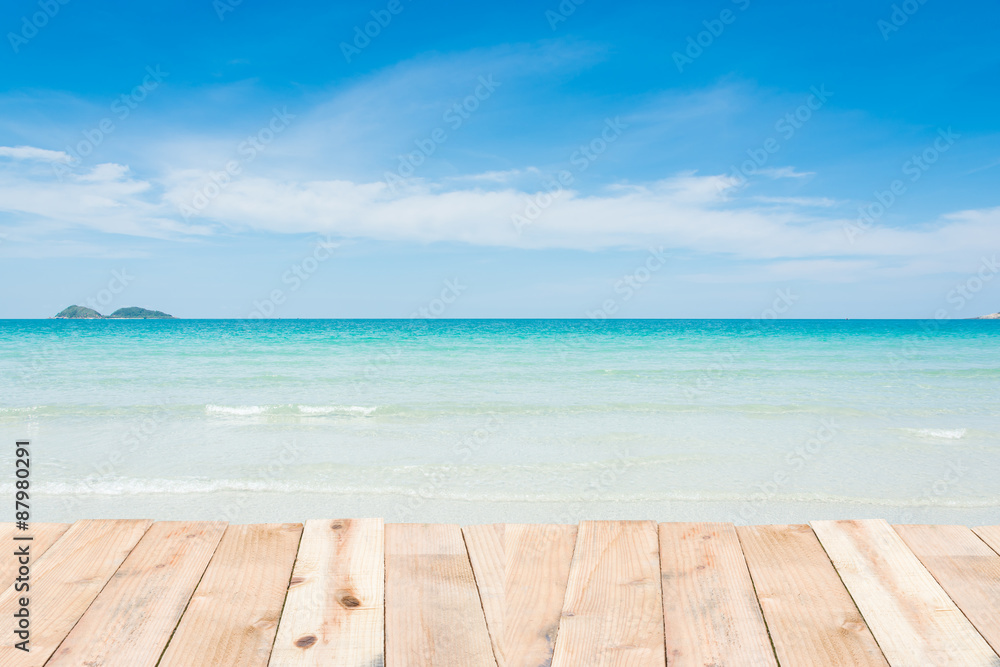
[54,305,175,319]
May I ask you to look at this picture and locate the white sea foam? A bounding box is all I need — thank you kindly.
[38,478,289,496]
[205,404,267,416]
[32,478,1000,508]
[205,404,376,417]
[903,428,967,439]
[296,405,376,416]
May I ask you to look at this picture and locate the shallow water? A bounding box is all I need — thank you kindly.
[2,319,997,524]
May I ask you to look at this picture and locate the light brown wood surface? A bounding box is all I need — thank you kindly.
[385,523,497,667]
[894,524,1000,656]
[464,523,577,667]
[269,518,384,666]
[2,517,997,665]
[550,520,665,667]
[0,522,70,586]
[975,525,1000,555]
[659,522,777,666]
[737,524,888,666]
[47,521,226,667]
[159,523,303,667]
[812,519,999,666]
[0,519,153,666]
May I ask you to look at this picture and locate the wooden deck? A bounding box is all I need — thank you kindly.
[3,519,1000,666]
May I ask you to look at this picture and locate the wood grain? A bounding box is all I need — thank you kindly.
[385,523,497,667]
[550,520,665,667]
[9,517,999,665]
[737,524,888,666]
[0,522,70,586]
[894,524,1000,656]
[659,522,776,666]
[158,523,303,667]
[975,526,1000,556]
[812,519,999,666]
[269,518,384,666]
[0,519,152,666]
[464,523,577,667]
[47,520,226,667]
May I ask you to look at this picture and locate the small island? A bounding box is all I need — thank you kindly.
[54,305,175,319]
[975,312,1000,319]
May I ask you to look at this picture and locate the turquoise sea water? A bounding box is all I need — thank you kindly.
[1,319,998,524]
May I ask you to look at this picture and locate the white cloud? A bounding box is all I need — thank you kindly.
[2,144,998,277]
[0,145,73,163]
[758,166,814,180]
[753,196,838,207]
[77,163,133,182]
[0,158,211,239]
[154,167,1000,273]
[445,168,538,184]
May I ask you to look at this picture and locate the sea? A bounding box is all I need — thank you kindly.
[1,319,997,525]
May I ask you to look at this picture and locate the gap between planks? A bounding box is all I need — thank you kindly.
[4,520,997,667]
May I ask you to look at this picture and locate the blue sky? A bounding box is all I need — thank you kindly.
[1,0,998,317]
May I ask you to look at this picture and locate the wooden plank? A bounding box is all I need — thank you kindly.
[0,519,152,666]
[550,520,665,667]
[159,523,303,667]
[385,523,497,667]
[47,520,227,667]
[270,518,384,666]
[737,524,888,666]
[463,523,577,667]
[894,524,1000,656]
[812,519,999,666]
[975,526,1000,556]
[659,522,776,667]
[0,522,70,586]
[464,523,507,662]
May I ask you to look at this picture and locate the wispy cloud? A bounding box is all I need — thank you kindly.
[758,166,814,180]
[0,159,212,239]
[445,168,539,184]
[752,196,838,207]
[0,145,73,162]
[966,158,1000,175]
[3,145,995,279]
